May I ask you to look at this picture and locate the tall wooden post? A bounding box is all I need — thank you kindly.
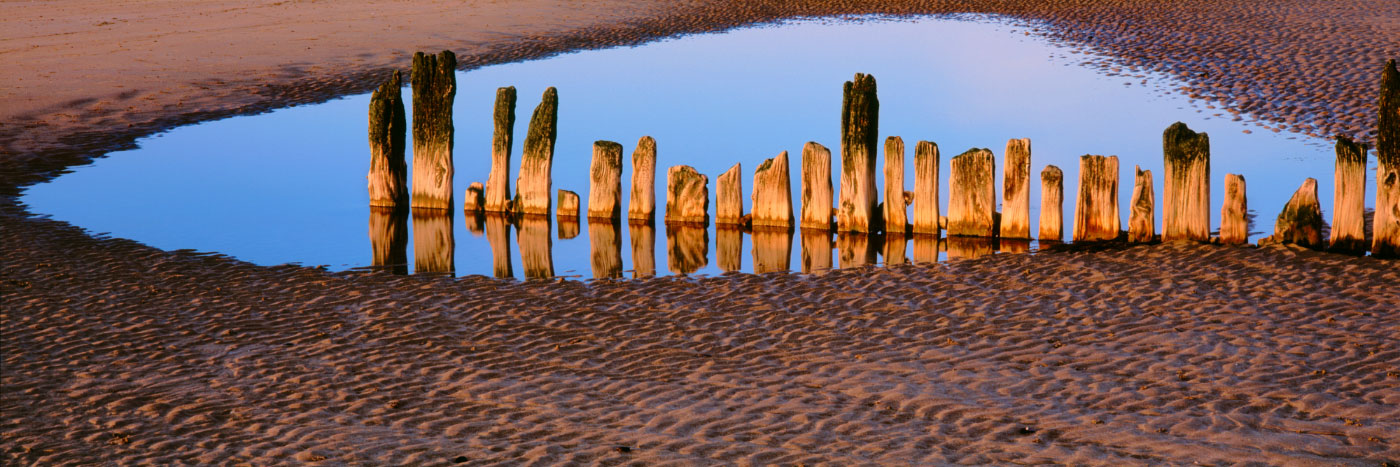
[515,87,558,216]
[716,163,743,224]
[838,73,879,232]
[884,137,907,234]
[410,51,456,210]
[628,136,657,222]
[912,141,941,234]
[368,71,407,208]
[485,86,516,212]
[1162,122,1210,242]
[1000,138,1031,239]
[801,142,833,230]
[1330,136,1368,253]
[1374,59,1400,258]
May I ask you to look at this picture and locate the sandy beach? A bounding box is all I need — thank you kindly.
[3,0,1399,464]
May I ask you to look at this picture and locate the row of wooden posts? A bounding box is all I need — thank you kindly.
[369,52,1400,259]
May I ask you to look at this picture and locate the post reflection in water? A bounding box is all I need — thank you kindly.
[752,227,793,274]
[911,234,944,263]
[838,232,877,269]
[800,228,833,274]
[517,215,555,279]
[717,226,744,273]
[412,208,454,274]
[558,217,580,240]
[884,233,908,267]
[666,223,708,275]
[999,238,1032,254]
[368,207,408,274]
[628,221,656,278]
[589,218,623,279]
[946,236,996,260]
[484,213,514,278]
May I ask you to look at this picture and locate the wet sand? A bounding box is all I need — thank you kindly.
[3,0,1400,464]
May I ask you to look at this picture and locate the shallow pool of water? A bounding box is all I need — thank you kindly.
[23,15,1370,279]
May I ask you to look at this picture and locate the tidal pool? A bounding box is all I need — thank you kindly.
[23,15,1370,279]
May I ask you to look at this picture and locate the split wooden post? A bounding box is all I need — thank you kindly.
[515,87,559,216]
[1374,59,1400,258]
[517,215,554,279]
[410,51,456,210]
[412,209,454,273]
[1330,136,1368,253]
[588,140,623,220]
[589,219,622,279]
[1128,166,1155,243]
[628,136,657,222]
[1162,122,1211,242]
[665,165,709,225]
[801,142,833,230]
[884,137,907,234]
[1000,138,1032,239]
[1039,165,1064,241]
[716,163,743,224]
[1073,155,1120,242]
[752,151,794,228]
[1220,174,1249,245]
[948,148,996,237]
[557,189,579,220]
[838,73,879,232]
[369,206,407,274]
[1265,178,1325,249]
[485,86,516,212]
[912,141,941,234]
[464,182,485,213]
[629,222,656,278]
[368,71,407,208]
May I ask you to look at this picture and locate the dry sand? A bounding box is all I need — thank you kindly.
[3,0,1400,464]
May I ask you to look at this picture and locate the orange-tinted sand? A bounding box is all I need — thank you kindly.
[3,0,1399,464]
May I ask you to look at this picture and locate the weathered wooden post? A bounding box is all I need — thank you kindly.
[948,148,996,237]
[485,86,516,212]
[590,219,622,279]
[557,189,580,220]
[588,140,623,220]
[1000,138,1031,239]
[1162,122,1211,242]
[515,87,559,216]
[884,137,907,234]
[801,142,833,230]
[368,71,407,208]
[665,165,709,225]
[485,213,514,278]
[716,163,743,225]
[628,136,657,222]
[412,209,454,274]
[752,151,794,228]
[1263,178,1324,249]
[838,73,879,232]
[518,215,554,279]
[369,206,407,274]
[838,233,876,268]
[410,51,456,210]
[912,141,940,234]
[629,221,656,278]
[666,223,708,275]
[1073,155,1120,242]
[1040,165,1064,241]
[1220,174,1249,245]
[1330,136,1368,253]
[801,229,833,273]
[1374,59,1400,258]
[1128,166,1155,243]
[717,225,743,272]
[752,228,792,274]
[463,182,485,213]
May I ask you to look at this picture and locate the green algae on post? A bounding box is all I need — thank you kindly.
[1162,121,1210,242]
[838,73,879,233]
[410,51,457,210]
[1264,178,1324,249]
[516,87,559,216]
[367,70,407,209]
[1374,59,1400,258]
[485,86,517,213]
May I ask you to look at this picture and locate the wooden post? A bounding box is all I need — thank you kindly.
[1162,122,1210,242]
[1220,174,1249,245]
[1263,178,1324,249]
[484,213,513,278]
[1330,136,1368,253]
[517,215,554,279]
[557,189,579,220]
[948,148,996,237]
[1039,165,1063,241]
[1000,138,1031,239]
[838,73,879,233]
[883,136,907,234]
[665,165,709,225]
[838,233,876,268]
[589,219,622,279]
[368,71,407,208]
[912,141,940,234]
[411,208,454,273]
[485,86,516,212]
[588,140,623,220]
[666,223,708,274]
[1128,166,1155,243]
[716,163,743,224]
[464,182,485,213]
[801,142,833,230]
[752,151,794,228]
[1073,155,1120,242]
[752,228,792,274]
[1374,59,1400,258]
[369,206,407,274]
[515,87,558,216]
[628,136,657,222]
[717,225,743,272]
[410,51,456,210]
[629,221,656,278]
